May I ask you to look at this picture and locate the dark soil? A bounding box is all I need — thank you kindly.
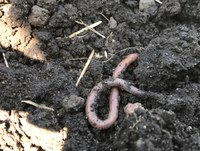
[1,0,200,150]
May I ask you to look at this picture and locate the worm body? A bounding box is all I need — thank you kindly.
[109,53,139,128]
[112,53,139,78]
[86,53,141,129]
[85,78,145,129]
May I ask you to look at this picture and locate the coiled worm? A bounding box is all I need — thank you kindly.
[85,78,145,129]
[85,53,143,129]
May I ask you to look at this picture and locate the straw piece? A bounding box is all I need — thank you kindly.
[99,13,109,21]
[2,53,9,68]
[104,51,108,58]
[67,57,87,61]
[76,49,95,86]
[21,100,54,111]
[155,0,162,4]
[75,20,105,38]
[69,21,102,38]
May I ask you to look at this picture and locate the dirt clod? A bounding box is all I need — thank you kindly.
[62,95,85,112]
[28,5,50,27]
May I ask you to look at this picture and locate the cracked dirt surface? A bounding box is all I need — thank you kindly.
[1,0,200,150]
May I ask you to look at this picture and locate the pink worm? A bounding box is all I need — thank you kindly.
[109,53,139,127]
[85,78,145,129]
[86,53,141,129]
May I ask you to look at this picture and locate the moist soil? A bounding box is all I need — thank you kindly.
[1,0,200,151]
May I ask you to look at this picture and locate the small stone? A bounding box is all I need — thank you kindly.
[124,102,144,117]
[62,95,85,112]
[28,5,50,27]
[109,17,117,29]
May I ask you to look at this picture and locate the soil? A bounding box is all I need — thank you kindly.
[1,0,200,150]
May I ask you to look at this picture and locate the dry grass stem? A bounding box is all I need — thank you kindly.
[76,49,95,86]
[104,51,108,58]
[75,20,105,38]
[69,21,103,38]
[21,100,54,111]
[99,13,109,21]
[67,57,88,61]
[2,53,9,68]
[155,0,162,4]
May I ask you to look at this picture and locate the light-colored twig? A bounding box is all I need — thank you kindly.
[155,0,162,4]
[69,21,103,39]
[2,53,9,68]
[99,13,109,21]
[104,51,108,58]
[76,49,95,86]
[75,20,105,38]
[21,100,54,111]
[67,57,88,61]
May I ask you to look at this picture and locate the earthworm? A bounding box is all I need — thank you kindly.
[112,53,139,78]
[85,53,139,129]
[109,53,139,127]
[85,78,145,129]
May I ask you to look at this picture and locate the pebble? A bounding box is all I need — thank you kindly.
[62,95,85,112]
[124,102,144,117]
[109,17,117,29]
